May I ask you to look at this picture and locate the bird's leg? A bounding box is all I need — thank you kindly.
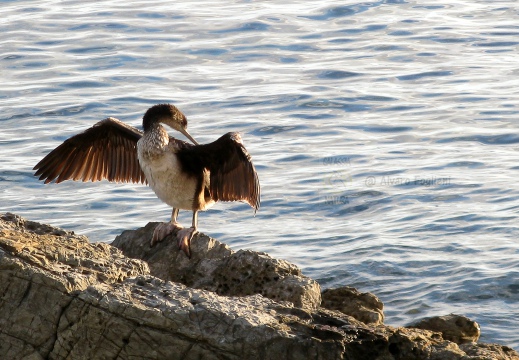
[176,211,198,258]
[150,208,183,247]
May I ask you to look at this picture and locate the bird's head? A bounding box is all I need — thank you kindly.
[143,104,199,145]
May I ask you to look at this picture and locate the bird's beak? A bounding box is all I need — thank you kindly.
[180,128,199,145]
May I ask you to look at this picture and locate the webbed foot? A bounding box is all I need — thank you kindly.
[150,222,183,247]
[176,227,197,258]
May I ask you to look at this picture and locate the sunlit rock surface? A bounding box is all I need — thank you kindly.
[1,213,517,360]
[321,286,384,325]
[112,222,321,310]
[408,314,481,344]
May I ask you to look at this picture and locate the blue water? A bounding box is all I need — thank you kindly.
[2,0,519,347]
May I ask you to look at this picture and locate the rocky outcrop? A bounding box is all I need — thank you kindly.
[321,286,384,325]
[112,222,321,310]
[0,213,149,359]
[408,314,481,344]
[1,212,518,360]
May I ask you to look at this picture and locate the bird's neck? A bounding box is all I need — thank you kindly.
[141,123,169,155]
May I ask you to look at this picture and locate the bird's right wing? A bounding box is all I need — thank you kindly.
[34,117,146,184]
[176,132,260,211]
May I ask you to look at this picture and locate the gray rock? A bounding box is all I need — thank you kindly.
[408,314,481,344]
[461,343,519,360]
[321,286,384,325]
[0,212,148,359]
[1,213,518,360]
[387,327,467,360]
[112,222,321,310]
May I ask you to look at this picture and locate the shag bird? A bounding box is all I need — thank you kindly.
[33,104,260,257]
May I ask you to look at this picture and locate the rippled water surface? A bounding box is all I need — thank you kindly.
[2,0,519,347]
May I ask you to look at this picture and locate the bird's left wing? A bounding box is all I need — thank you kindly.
[177,132,260,211]
[34,117,146,184]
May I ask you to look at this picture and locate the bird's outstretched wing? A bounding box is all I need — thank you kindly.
[176,132,260,211]
[34,117,146,184]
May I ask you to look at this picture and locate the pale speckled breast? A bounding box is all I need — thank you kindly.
[137,138,198,210]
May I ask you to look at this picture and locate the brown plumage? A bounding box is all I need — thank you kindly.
[34,117,146,184]
[33,104,260,257]
[176,132,260,211]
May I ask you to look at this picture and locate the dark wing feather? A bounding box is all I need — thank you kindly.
[34,117,146,184]
[177,132,260,211]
